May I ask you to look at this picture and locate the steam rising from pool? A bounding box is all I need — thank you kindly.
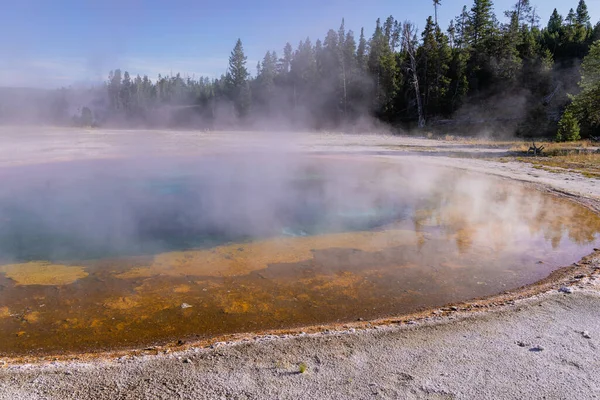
[0,155,598,355]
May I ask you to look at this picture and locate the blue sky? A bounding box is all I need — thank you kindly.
[1,0,598,88]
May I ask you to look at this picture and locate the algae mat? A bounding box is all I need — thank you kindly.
[0,262,88,286]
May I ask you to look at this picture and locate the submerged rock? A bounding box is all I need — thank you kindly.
[181,303,193,309]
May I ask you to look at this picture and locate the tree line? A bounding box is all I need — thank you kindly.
[19,0,600,139]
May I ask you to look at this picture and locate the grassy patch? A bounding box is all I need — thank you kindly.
[509,140,597,154]
[517,152,600,179]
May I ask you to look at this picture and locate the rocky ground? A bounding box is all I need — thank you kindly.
[1,127,599,399]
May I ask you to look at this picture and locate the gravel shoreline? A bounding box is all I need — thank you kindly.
[2,287,599,399]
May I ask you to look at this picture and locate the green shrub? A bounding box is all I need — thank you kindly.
[298,362,308,374]
[557,109,581,142]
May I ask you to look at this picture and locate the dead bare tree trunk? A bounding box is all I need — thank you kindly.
[527,141,545,156]
[403,22,425,128]
[341,57,347,120]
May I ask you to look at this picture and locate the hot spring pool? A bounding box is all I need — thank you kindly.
[0,155,598,355]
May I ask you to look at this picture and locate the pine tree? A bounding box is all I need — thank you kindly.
[321,29,343,122]
[256,51,277,112]
[570,40,600,131]
[576,0,591,28]
[419,17,452,117]
[356,28,368,71]
[315,39,324,76]
[544,9,564,58]
[547,9,563,33]
[447,20,456,48]
[226,39,250,118]
[466,0,497,48]
[566,9,576,26]
[454,6,470,49]
[280,43,293,74]
[290,38,317,113]
[447,46,469,112]
[504,0,532,27]
[368,18,385,90]
[338,19,346,51]
[497,11,523,82]
[419,17,438,116]
[369,18,399,120]
[344,31,358,71]
[120,71,132,114]
[383,16,400,50]
[592,22,600,43]
[342,29,358,118]
[465,0,498,92]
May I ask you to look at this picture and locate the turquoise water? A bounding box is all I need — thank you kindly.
[0,159,407,262]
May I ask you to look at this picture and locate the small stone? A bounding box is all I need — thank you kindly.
[64,371,73,375]
[575,274,585,279]
[177,340,185,346]
[181,303,192,309]
[450,306,458,311]
[582,331,592,339]
[516,341,528,347]
[559,286,573,294]
[594,248,600,252]
[357,318,364,321]
[183,358,192,363]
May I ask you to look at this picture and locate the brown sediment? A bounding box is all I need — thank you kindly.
[115,229,426,279]
[0,262,88,286]
[4,253,598,367]
[0,307,10,319]
[22,311,40,324]
[172,284,192,293]
[102,296,141,310]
